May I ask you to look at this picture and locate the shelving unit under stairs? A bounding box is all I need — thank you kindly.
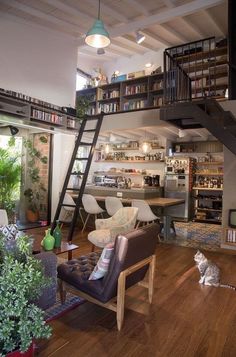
[193,160,223,224]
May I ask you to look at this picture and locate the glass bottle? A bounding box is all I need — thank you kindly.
[53,220,62,248]
[42,229,55,251]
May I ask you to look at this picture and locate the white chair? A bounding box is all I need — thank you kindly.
[0,209,8,226]
[82,194,105,233]
[105,196,123,216]
[131,200,159,228]
[59,193,84,226]
[88,207,138,250]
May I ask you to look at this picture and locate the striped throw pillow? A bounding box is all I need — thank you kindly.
[89,243,114,280]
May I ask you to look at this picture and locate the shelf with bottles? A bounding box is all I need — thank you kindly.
[95,160,164,163]
[172,140,223,154]
[96,141,165,152]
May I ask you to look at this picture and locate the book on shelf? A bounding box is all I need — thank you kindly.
[31,108,63,124]
[226,229,236,243]
[123,99,147,111]
[98,102,119,113]
[152,81,163,90]
[125,84,147,95]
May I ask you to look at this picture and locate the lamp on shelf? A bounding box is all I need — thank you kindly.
[136,31,145,44]
[85,0,110,49]
[139,140,152,155]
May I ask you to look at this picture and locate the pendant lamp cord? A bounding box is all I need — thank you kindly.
[98,0,101,19]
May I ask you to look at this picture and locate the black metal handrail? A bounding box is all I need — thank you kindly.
[163,50,192,104]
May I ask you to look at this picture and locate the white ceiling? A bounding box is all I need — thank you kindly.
[0,0,228,62]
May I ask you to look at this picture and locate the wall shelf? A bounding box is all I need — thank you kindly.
[95,160,164,163]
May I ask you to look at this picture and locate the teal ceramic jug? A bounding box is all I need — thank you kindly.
[42,229,55,251]
[53,220,62,248]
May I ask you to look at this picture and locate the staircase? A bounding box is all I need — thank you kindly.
[51,114,103,242]
[160,99,236,155]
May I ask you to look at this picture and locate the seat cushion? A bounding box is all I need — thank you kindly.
[88,229,112,248]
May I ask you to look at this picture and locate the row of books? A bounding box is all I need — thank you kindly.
[31,108,63,124]
[98,89,120,100]
[152,81,163,90]
[153,97,163,106]
[123,100,147,111]
[98,102,119,113]
[125,84,147,95]
[226,229,236,243]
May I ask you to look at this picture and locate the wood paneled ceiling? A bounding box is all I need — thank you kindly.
[0,0,227,61]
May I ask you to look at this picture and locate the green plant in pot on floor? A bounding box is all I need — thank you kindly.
[23,136,48,223]
[0,234,52,356]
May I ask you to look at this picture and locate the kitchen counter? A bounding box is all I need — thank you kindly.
[84,185,163,199]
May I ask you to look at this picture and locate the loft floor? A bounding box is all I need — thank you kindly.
[31,226,236,357]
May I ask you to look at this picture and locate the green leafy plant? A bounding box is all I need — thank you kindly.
[76,95,93,118]
[23,137,48,214]
[0,146,21,220]
[0,234,52,356]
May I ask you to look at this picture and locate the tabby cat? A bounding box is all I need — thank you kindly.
[194,250,236,290]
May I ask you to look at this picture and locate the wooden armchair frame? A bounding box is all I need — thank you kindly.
[58,254,156,331]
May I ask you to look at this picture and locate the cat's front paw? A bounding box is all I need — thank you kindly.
[199,277,204,284]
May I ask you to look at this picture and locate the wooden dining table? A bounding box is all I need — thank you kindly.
[75,194,185,241]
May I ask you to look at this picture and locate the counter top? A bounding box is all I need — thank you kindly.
[85,185,162,192]
[87,195,185,207]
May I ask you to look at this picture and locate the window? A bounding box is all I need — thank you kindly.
[76,69,91,91]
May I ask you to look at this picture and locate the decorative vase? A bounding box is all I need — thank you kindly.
[42,229,55,251]
[26,209,39,223]
[6,342,35,357]
[53,220,62,248]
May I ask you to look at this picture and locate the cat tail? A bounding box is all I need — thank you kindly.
[219,284,236,290]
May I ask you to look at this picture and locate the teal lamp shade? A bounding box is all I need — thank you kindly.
[85,19,110,48]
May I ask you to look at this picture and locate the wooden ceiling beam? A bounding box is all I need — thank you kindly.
[123,0,150,16]
[1,0,83,34]
[179,17,205,39]
[202,9,225,36]
[160,23,188,43]
[141,29,171,47]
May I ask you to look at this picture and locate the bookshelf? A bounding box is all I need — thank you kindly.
[0,89,79,131]
[76,72,164,115]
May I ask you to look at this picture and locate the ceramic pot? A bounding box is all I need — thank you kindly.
[6,342,34,357]
[26,209,39,223]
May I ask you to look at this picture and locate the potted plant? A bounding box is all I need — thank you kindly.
[0,234,52,356]
[23,136,48,223]
[76,95,93,118]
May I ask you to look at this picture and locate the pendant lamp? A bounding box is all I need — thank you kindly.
[140,141,152,154]
[85,0,110,48]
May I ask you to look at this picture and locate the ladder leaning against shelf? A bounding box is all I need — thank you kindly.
[51,113,104,242]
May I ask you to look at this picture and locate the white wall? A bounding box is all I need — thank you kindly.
[51,133,75,220]
[0,17,77,107]
[101,49,164,82]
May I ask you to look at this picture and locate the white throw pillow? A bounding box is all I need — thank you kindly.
[89,243,114,280]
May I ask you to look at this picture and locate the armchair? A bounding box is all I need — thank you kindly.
[88,207,138,250]
[58,223,159,330]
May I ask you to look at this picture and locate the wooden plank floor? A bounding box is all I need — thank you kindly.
[31,226,236,357]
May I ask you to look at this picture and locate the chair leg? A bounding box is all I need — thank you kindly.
[117,271,126,331]
[79,208,84,225]
[82,214,90,232]
[136,221,141,229]
[91,244,95,252]
[148,255,156,304]
[58,279,66,304]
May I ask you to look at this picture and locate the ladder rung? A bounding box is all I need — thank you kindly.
[62,204,76,208]
[83,129,96,133]
[70,172,84,175]
[80,142,92,146]
[75,158,89,160]
[67,188,80,191]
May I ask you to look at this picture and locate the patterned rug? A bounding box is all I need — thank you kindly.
[164,221,222,251]
[45,292,85,322]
